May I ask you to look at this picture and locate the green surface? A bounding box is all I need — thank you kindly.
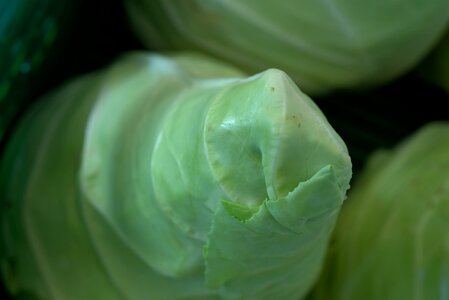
[126,0,449,95]
[312,122,449,300]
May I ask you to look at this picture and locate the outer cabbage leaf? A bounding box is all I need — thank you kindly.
[312,122,449,300]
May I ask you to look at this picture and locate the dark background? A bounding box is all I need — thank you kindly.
[1,0,448,298]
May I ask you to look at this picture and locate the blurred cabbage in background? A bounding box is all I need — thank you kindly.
[0,0,76,142]
[0,0,143,145]
[125,0,449,95]
[311,122,449,300]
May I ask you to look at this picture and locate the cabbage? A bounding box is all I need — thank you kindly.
[312,122,449,300]
[125,0,449,95]
[0,52,351,300]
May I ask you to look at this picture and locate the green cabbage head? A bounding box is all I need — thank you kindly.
[0,52,351,300]
[312,122,449,300]
[125,0,449,95]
